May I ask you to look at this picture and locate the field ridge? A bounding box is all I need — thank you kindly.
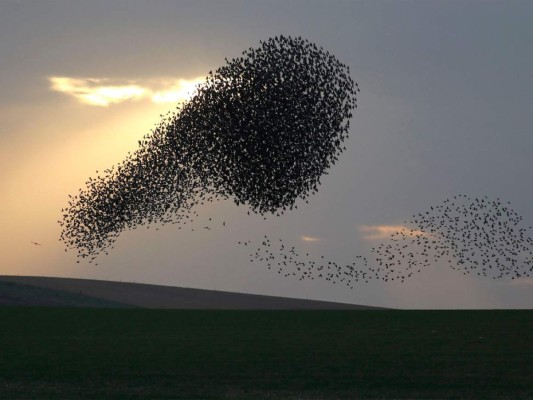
[0,275,385,309]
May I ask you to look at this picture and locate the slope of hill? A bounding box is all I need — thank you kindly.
[0,276,385,309]
[0,280,134,308]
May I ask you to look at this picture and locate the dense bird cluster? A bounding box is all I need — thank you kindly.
[244,195,532,285]
[59,36,358,261]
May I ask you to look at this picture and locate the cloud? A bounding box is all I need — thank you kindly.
[301,235,322,242]
[359,224,430,240]
[49,77,146,106]
[49,76,205,107]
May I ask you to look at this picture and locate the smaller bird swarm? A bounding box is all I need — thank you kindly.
[59,36,358,262]
[244,195,532,286]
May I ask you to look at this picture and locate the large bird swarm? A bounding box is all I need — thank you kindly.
[60,36,359,261]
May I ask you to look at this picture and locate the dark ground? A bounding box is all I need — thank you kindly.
[0,308,531,399]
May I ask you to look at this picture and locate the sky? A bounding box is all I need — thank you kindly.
[1,0,532,309]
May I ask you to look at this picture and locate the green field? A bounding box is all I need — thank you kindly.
[0,308,531,399]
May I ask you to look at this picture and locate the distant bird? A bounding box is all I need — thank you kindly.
[31,241,42,246]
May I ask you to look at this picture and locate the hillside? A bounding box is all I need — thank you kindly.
[0,276,385,309]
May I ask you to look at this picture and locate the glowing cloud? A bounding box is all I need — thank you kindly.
[49,77,146,106]
[301,235,322,242]
[359,224,429,240]
[49,76,206,107]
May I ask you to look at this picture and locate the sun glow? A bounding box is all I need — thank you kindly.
[0,101,168,276]
[151,78,205,104]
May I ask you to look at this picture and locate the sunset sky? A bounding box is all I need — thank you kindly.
[1,0,532,309]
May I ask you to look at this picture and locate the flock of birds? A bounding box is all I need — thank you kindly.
[58,36,532,286]
[240,236,371,288]
[59,36,358,262]
[241,195,532,286]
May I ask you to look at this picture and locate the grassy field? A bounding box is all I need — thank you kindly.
[0,308,531,399]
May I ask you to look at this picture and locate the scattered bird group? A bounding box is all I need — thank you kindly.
[240,236,370,289]
[59,36,358,263]
[243,195,532,286]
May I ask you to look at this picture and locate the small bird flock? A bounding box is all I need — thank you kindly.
[241,195,532,286]
[59,36,358,262]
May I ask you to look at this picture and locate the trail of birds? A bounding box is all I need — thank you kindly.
[59,36,358,262]
[241,195,532,286]
[240,237,371,288]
